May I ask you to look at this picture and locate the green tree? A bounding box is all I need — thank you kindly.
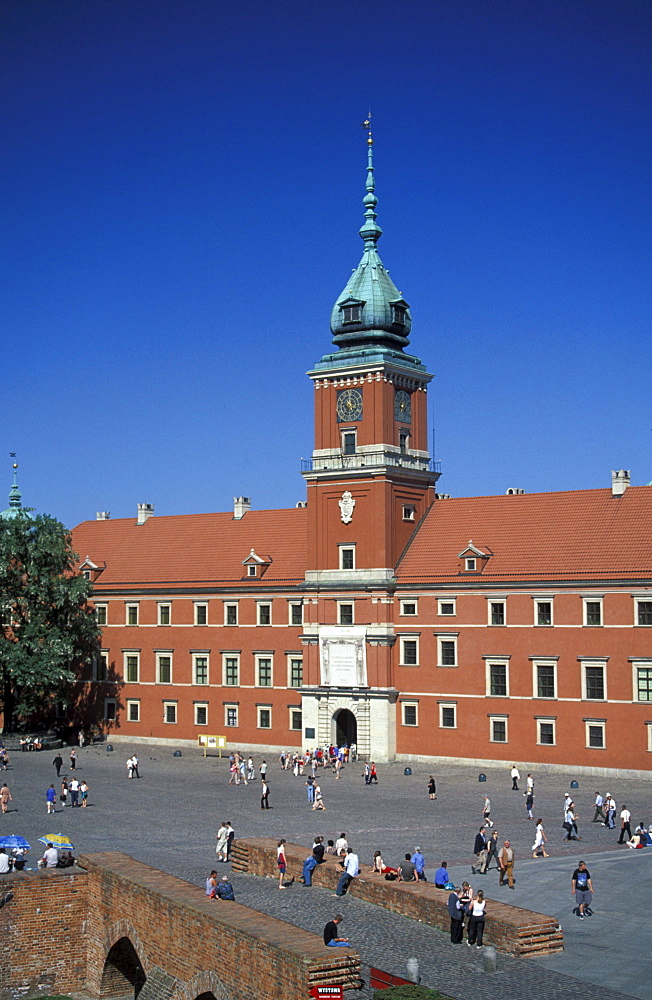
[0,513,101,732]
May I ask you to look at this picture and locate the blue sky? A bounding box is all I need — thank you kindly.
[2,0,651,529]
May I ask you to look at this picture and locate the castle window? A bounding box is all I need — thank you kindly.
[402,702,418,726]
[342,431,356,455]
[339,546,355,570]
[537,718,556,745]
[193,655,209,685]
[439,703,457,729]
[338,603,354,626]
[156,654,172,684]
[585,721,605,749]
[289,603,303,626]
[195,703,208,726]
[158,603,171,626]
[392,304,407,326]
[489,716,508,743]
[163,701,177,724]
[584,599,602,626]
[95,604,107,626]
[194,603,208,626]
[289,657,303,688]
[535,601,552,626]
[637,600,652,625]
[127,700,140,723]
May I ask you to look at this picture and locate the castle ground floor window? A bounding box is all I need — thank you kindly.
[585,720,606,748]
[194,703,208,726]
[225,704,238,727]
[537,718,556,745]
[104,698,117,721]
[489,715,508,742]
[257,706,272,729]
[163,701,177,724]
[127,700,140,723]
[439,703,457,728]
[401,702,418,726]
[289,708,302,731]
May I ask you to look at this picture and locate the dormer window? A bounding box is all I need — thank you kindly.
[248,565,257,577]
[242,548,271,579]
[342,304,361,324]
[458,540,491,574]
[392,304,406,326]
[466,558,476,571]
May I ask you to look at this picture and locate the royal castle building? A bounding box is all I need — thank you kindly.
[70,130,652,775]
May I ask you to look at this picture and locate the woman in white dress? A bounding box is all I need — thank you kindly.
[532,818,549,857]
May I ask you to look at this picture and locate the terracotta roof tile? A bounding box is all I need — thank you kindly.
[71,508,307,589]
[398,486,652,583]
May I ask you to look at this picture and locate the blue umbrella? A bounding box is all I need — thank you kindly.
[0,835,31,851]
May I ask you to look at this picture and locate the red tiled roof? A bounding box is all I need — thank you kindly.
[71,508,307,589]
[398,486,652,582]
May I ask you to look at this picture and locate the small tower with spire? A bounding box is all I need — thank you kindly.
[1,456,31,521]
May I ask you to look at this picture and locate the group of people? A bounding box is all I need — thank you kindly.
[205,869,235,900]
[448,882,487,946]
[215,821,236,862]
[126,755,140,778]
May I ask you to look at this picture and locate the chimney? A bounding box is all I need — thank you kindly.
[611,470,631,496]
[96,511,111,520]
[137,503,154,524]
[233,496,251,520]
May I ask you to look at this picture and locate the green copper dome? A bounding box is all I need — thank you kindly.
[330,127,412,352]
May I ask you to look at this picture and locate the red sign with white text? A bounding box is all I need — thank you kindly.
[309,987,343,1000]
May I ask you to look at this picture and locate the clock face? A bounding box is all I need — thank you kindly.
[337,388,363,422]
[394,390,412,422]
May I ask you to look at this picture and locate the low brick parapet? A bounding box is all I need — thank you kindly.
[232,839,563,958]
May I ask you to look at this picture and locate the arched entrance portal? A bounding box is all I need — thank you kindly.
[333,708,357,748]
[100,937,146,997]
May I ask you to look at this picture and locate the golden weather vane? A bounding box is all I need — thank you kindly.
[360,112,373,144]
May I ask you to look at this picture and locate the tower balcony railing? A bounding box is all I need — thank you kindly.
[301,453,441,474]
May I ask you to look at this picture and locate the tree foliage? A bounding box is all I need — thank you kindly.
[0,513,101,730]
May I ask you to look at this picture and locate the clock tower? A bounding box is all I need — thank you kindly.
[300,123,440,759]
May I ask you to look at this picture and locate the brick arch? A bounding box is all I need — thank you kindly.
[99,919,149,997]
[173,969,232,1000]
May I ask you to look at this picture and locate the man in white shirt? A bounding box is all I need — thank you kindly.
[333,848,359,897]
[42,844,58,868]
[510,765,520,790]
[618,805,632,844]
[0,851,10,873]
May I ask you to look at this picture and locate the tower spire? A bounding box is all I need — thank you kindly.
[1,454,29,521]
[359,114,382,247]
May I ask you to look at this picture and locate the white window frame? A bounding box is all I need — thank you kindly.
[581,658,608,701]
[436,634,458,667]
[635,598,652,626]
[158,603,171,626]
[127,699,140,723]
[583,597,603,627]
[194,602,208,626]
[438,598,456,616]
[401,701,419,727]
[222,653,240,687]
[488,599,506,626]
[126,603,139,626]
[194,702,208,726]
[95,604,108,627]
[485,658,510,698]
[647,723,652,752]
[489,714,508,743]
[257,602,272,626]
[257,705,272,729]
[402,504,416,522]
[585,719,606,749]
[288,656,303,688]
[124,651,140,684]
[156,652,173,684]
[400,599,418,616]
[399,636,419,666]
[536,717,556,746]
[534,598,554,626]
[339,545,356,570]
[247,564,257,577]
[163,700,177,724]
[104,698,117,721]
[192,653,209,686]
[465,557,476,572]
[632,659,652,702]
[255,655,273,687]
[224,703,239,728]
[288,602,303,626]
[289,707,302,731]
[338,602,354,625]
[224,602,239,626]
[531,659,558,700]
[439,702,457,729]
[341,429,357,455]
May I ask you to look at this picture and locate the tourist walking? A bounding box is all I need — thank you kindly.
[571,860,594,919]
[225,821,235,860]
[277,839,288,888]
[69,749,77,770]
[482,795,493,828]
[312,784,325,810]
[592,791,606,823]
[260,779,270,810]
[428,775,437,800]
[498,840,515,888]
[618,805,632,844]
[532,818,549,857]
[215,822,229,861]
[69,777,80,807]
[60,779,69,808]
[0,783,12,813]
[80,780,89,806]
[511,765,520,790]
[259,759,268,781]
[46,784,57,814]
[448,888,464,943]
[485,830,499,871]
[52,753,63,777]
[525,790,535,820]
[472,827,487,874]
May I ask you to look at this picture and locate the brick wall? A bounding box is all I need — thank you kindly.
[232,839,564,958]
[0,853,361,1000]
[0,867,88,1000]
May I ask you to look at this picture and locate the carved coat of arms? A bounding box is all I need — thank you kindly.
[338,491,356,524]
